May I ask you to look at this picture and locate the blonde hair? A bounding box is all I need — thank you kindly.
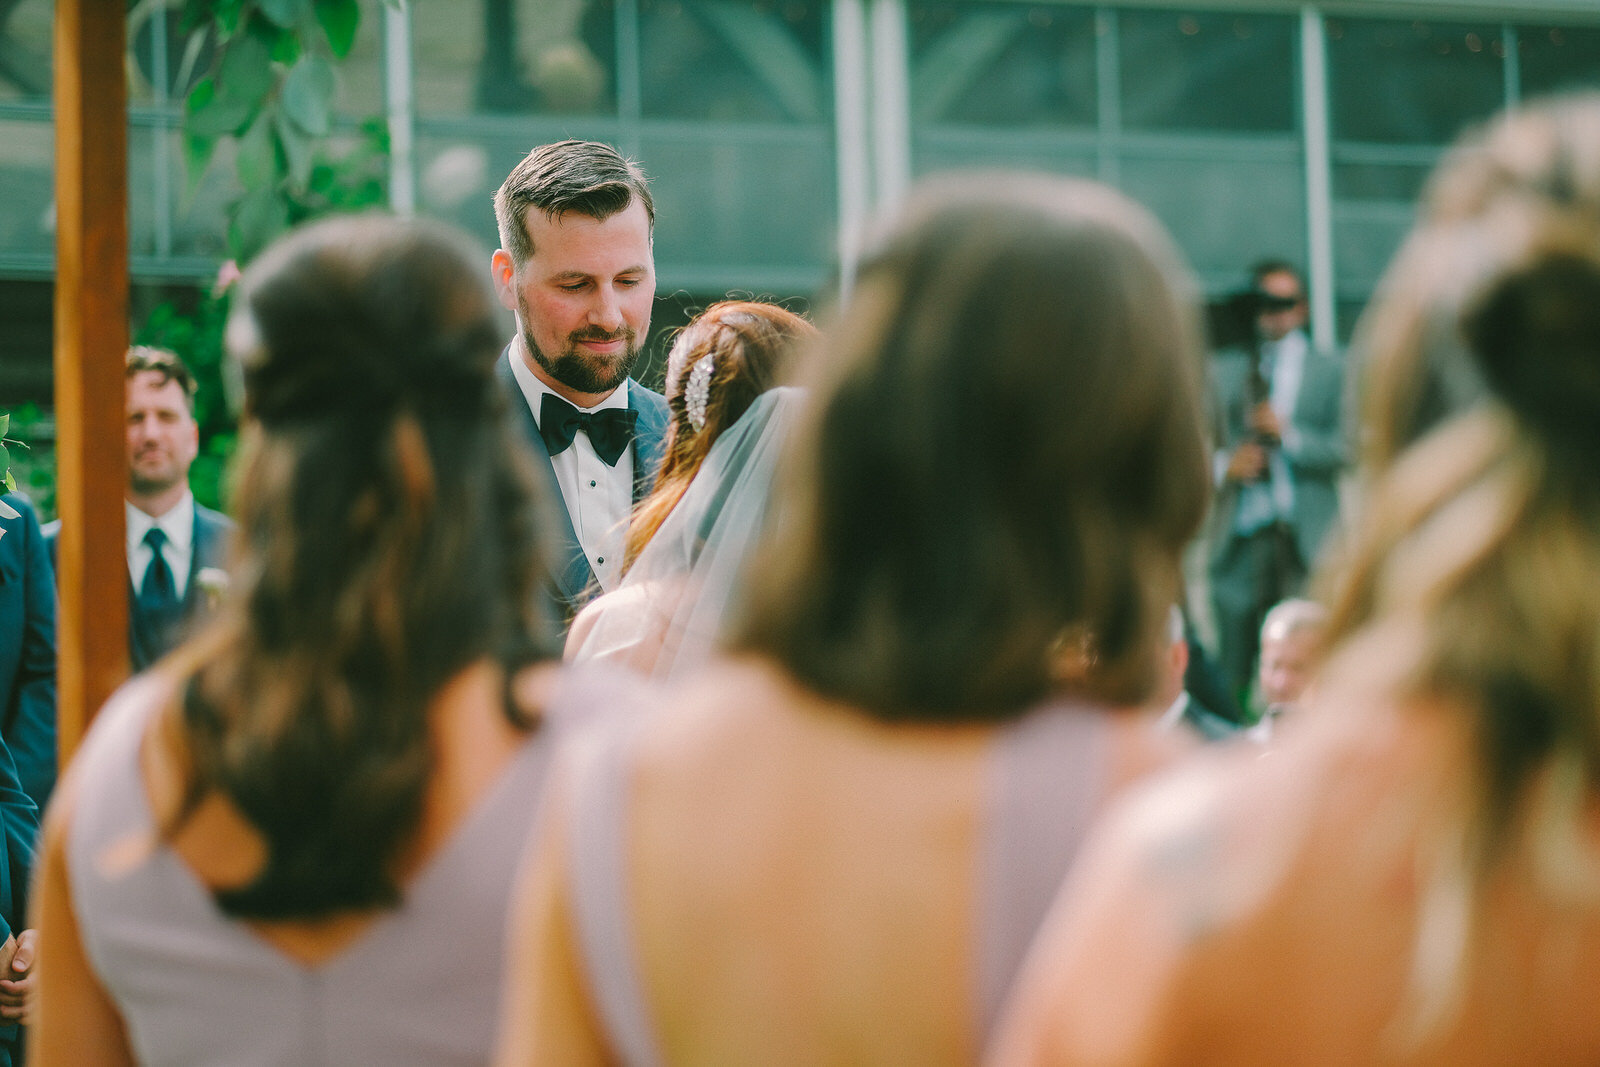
[1321,94,1600,1043]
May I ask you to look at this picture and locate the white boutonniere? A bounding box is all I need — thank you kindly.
[195,567,231,611]
[0,498,16,545]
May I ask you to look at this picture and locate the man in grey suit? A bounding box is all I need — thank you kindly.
[489,140,669,623]
[1207,261,1346,697]
[45,348,234,673]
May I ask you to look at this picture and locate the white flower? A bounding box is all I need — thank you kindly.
[195,567,231,609]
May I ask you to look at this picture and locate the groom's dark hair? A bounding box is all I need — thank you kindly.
[494,139,654,265]
[732,175,1211,721]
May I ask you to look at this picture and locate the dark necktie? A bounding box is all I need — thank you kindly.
[140,527,179,614]
[538,393,638,467]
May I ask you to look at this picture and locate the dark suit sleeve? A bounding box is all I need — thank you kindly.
[0,737,36,941]
[4,499,55,812]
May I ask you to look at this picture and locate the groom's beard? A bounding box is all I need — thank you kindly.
[519,312,642,396]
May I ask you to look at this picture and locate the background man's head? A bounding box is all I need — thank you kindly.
[1257,598,1328,710]
[125,346,199,504]
[491,140,656,399]
[1251,259,1308,343]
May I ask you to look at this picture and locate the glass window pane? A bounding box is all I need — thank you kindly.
[912,136,1096,179]
[413,0,618,116]
[1120,153,1306,286]
[643,130,835,288]
[1333,161,1433,203]
[1518,24,1600,97]
[0,118,52,259]
[641,0,828,123]
[1334,205,1416,296]
[1327,18,1505,145]
[1119,9,1296,133]
[906,1,1096,127]
[0,0,50,103]
[337,0,387,119]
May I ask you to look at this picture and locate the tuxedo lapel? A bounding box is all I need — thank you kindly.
[629,386,669,504]
[495,349,598,607]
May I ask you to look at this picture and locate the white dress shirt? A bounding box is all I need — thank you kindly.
[127,493,194,599]
[509,342,633,592]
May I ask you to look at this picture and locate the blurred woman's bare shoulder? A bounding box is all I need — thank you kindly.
[995,644,1469,1065]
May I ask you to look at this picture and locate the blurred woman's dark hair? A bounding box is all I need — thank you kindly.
[1323,94,1600,876]
[623,300,816,570]
[175,214,555,921]
[732,175,1211,721]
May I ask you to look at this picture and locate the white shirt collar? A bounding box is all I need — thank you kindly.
[127,492,195,556]
[509,336,630,424]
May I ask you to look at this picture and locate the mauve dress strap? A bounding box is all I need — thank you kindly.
[976,701,1110,1048]
[567,726,663,1067]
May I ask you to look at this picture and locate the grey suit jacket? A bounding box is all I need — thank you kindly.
[44,499,236,674]
[1206,336,1347,569]
[495,346,670,622]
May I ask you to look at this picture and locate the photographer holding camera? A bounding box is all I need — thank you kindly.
[1205,260,1346,704]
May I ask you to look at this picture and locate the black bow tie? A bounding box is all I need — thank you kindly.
[538,393,638,467]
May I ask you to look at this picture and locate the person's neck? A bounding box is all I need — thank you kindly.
[128,483,189,520]
[520,338,620,410]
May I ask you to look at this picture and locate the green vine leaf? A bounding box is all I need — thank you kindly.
[215,23,274,106]
[315,0,361,59]
[182,131,218,201]
[273,109,314,192]
[230,186,291,262]
[258,0,309,29]
[236,110,276,190]
[185,75,253,137]
[281,53,335,136]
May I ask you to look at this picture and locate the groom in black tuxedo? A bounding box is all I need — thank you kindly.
[490,140,669,623]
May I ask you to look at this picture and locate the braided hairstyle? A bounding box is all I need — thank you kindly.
[176,214,555,920]
[1325,94,1600,868]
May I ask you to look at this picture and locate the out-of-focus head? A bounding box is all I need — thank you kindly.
[125,346,199,501]
[737,174,1210,721]
[1321,93,1600,894]
[1250,259,1309,343]
[227,213,549,669]
[1355,94,1600,471]
[201,214,552,920]
[1257,598,1327,710]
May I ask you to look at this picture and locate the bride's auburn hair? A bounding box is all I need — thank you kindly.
[173,215,554,921]
[734,174,1210,721]
[623,300,816,570]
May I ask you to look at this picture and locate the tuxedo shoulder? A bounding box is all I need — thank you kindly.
[196,502,234,531]
[630,379,668,411]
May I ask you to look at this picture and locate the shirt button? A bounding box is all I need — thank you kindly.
[597,556,605,565]
[589,480,597,488]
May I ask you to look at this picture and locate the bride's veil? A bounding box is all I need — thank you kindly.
[569,386,805,681]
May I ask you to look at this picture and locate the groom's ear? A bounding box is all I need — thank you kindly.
[490,250,519,312]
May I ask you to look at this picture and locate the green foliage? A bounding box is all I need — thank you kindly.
[122,0,397,512]
[178,0,391,262]
[2,406,55,519]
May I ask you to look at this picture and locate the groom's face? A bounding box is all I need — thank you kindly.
[492,200,655,399]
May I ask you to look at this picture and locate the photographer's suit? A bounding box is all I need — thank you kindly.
[1206,330,1346,694]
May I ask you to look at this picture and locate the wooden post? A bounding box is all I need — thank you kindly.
[53,0,129,762]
